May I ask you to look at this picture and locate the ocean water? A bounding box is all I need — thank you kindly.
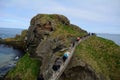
[0,28,23,77]
[0,28,22,39]
[97,33,120,46]
[0,45,22,66]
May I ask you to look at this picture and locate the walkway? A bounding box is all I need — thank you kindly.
[48,36,90,80]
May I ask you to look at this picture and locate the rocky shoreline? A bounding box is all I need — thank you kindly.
[0,44,23,79]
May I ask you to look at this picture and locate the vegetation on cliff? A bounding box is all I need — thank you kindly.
[6,14,87,80]
[5,14,120,80]
[74,36,120,80]
[6,53,41,80]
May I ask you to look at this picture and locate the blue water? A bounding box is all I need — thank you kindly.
[97,33,120,46]
[0,28,22,39]
[0,28,23,77]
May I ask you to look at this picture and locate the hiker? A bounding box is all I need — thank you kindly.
[76,37,80,42]
[63,51,70,62]
[37,74,44,80]
[88,33,90,36]
[71,38,76,47]
[52,58,63,71]
[91,33,96,35]
[72,41,75,47]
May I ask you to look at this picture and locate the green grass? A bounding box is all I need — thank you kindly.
[6,53,41,80]
[50,23,87,47]
[75,36,120,80]
[62,25,87,37]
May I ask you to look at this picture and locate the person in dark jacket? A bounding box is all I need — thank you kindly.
[37,74,44,80]
[76,37,80,42]
[71,38,76,47]
[52,58,63,71]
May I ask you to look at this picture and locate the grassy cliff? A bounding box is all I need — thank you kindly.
[6,14,87,80]
[5,14,120,80]
[75,36,120,80]
[6,53,40,80]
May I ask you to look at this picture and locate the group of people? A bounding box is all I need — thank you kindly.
[52,36,81,72]
[38,50,71,80]
[37,34,94,80]
[52,51,71,71]
[83,32,96,38]
[39,36,81,74]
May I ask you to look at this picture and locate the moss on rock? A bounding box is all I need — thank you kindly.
[6,53,41,80]
[71,36,120,80]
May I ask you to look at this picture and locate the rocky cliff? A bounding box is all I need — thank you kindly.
[26,14,89,80]
[5,14,120,80]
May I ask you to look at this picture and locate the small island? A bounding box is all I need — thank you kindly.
[1,14,120,80]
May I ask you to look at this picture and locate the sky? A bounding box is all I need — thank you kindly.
[0,0,120,34]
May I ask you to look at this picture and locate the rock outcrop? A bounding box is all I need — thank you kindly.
[5,14,115,80]
[25,14,106,80]
[27,14,69,55]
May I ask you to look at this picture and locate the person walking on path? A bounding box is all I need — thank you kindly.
[76,37,80,42]
[37,74,44,80]
[62,51,70,62]
[52,58,63,71]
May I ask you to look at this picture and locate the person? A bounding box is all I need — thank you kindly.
[76,37,80,42]
[71,38,76,47]
[62,51,70,62]
[37,74,44,80]
[52,58,63,71]
[88,33,90,36]
[72,41,75,47]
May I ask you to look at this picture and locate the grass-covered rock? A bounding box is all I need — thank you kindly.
[71,36,120,80]
[6,53,41,80]
[5,14,120,80]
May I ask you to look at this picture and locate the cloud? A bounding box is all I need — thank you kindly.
[0,0,120,33]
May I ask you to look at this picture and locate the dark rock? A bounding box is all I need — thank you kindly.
[59,57,107,80]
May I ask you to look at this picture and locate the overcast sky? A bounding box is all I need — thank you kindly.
[0,0,120,34]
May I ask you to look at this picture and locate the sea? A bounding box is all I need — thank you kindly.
[0,28,23,77]
[0,28,22,39]
[97,33,120,46]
